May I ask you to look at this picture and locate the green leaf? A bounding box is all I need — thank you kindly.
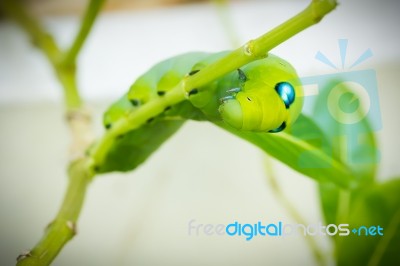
[336,178,400,266]
[97,119,184,173]
[97,92,206,174]
[215,114,357,189]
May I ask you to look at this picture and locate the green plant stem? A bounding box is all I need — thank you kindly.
[264,157,327,266]
[57,67,82,110]
[89,0,338,169]
[0,1,104,265]
[17,159,94,266]
[0,0,79,109]
[212,0,241,47]
[0,1,60,64]
[61,0,105,67]
[0,0,105,110]
[185,0,337,93]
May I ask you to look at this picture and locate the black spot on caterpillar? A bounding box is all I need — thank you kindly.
[188,88,199,96]
[130,99,140,106]
[188,69,200,76]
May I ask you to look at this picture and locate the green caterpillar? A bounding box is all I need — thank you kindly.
[104,51,303,133]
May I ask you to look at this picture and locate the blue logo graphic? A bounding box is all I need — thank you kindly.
[315,39,373,70]
[351,225,384,236]
[295,39,381,169]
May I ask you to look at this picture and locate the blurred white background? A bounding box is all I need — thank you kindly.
[0,0,399,265]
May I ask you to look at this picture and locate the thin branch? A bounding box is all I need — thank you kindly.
[0,1,103,265]
[0,0,100,156]
[17,159,94,266]
[212,0,241,47]
[61,0,106,67]
[0,0,106,109]
[184,0,337,93]
[0,0,82,109]
[0,1,60,64]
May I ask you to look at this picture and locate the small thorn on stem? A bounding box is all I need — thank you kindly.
[16,250,32,262]
[45,220,54,232]
[66,221,77,235]
[243,40,254,56]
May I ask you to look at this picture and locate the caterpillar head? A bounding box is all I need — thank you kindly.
[219,54,303,132]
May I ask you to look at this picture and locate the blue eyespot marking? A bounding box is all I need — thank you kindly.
[275,82,295,108]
